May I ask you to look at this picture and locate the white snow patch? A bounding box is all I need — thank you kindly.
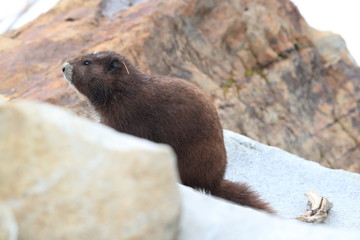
[0,0,59,33]
[223,130,360,229]
[178,130,360,239]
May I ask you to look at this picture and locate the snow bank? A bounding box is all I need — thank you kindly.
[178,130,360,239]
[224,130,360,229]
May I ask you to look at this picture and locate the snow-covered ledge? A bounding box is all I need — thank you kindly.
[178,130,360,239]
[224,130,360,227]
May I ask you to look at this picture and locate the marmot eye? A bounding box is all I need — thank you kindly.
[83,61,91,66]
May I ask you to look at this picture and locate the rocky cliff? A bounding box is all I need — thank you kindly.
[0,0,359,171]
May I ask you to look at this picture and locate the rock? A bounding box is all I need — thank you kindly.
[97,0,150,18]
[0,0,359,172]
[306,27,357,67]
[0,205,18,240]
[0,100,180,240]
[0,95,9,103]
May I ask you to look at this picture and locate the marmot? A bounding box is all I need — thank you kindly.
[62,51,273,213]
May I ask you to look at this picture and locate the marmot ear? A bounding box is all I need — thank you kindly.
[107,59,120,72]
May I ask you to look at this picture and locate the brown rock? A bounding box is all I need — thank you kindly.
[0,0,359,172]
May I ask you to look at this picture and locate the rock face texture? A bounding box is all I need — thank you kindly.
[0,0,359,171]
[0,100,180,240]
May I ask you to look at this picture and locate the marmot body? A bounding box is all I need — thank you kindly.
[62,51,273,213]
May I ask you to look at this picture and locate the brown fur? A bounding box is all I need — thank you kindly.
[63,51,273,213]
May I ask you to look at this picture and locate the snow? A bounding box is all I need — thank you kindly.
[223,130,360,229]
[178,130,360,239]
[0,0,59,33]
[179,186,360,240]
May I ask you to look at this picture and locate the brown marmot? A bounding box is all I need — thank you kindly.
[62,51,273,213]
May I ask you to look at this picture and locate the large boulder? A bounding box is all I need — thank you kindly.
[0,0,359,172]
[0,100,180,240]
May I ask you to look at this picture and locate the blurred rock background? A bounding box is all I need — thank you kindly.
[0,0,359,172]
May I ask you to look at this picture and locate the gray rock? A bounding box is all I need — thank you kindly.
[306,27,358,66]
[98,0,149,18]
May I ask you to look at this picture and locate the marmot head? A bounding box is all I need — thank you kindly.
[62,51,137,107]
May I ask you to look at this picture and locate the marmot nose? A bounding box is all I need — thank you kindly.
[62,67,66,72]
